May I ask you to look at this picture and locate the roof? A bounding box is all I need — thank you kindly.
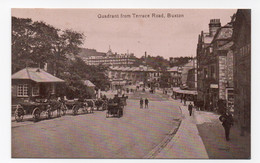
[217,41,234,50]
[109,66,156,72]
[183,60,195,68]
[168,67,179,72]
[83,80,95,87]
[12,68,64,83]
[79,48,106,57]
[202,32,214,44]
[172,87,197,95]
[204,36,214,44]
[214,25,233,41]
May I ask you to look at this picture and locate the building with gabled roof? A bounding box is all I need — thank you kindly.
[12,68,64,104]
[196,17,235,112]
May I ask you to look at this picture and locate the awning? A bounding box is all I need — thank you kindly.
[12,68,64,83]
[83,80,95,87]
[172,87,197,95]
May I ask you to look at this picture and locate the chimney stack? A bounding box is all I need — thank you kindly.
[209,19,221,36]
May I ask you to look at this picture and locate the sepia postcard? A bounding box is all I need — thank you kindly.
[11,8,251,159]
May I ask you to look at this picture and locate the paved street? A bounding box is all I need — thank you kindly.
[12,91,182,158]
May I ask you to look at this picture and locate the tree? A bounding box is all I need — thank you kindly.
[159,71,171,88]
[12,16,109,99]
[12,17,35,73]
[86,65,110,91]
[12,17,85,75]
[137,55,170,71]
[169,56,193,67]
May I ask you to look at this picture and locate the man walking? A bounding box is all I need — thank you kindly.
[140,98,143,109]
[188,102,193,116]
[219,111,234,141]
[145,98,149,108]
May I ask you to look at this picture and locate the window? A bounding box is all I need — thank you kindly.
[211,65,215,79]
[209,47,213,53]
[17,84,28,97]
[51,84,55,94]
[32,84,40,96]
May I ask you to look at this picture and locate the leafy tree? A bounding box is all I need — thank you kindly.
[159,71,171,88]
[12,17,85,75]
[12,17,35,73]
[12,16,109,99]
[138,55,170,70]
[169,56,193,67]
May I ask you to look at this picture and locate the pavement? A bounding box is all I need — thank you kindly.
[153,100,209,159]
[151,98,250,159]
[195,110,250,159]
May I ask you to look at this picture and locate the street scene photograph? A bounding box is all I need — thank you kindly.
[11,9,251,159]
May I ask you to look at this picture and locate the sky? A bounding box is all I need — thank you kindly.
[12,9,236,59]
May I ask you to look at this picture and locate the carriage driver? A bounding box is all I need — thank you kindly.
[113,94,120,104]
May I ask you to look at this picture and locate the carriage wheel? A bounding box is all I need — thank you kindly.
[72,105,78,115]
[33,107,41,122]
[15,107,24,122]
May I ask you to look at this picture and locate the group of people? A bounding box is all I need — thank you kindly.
[140,98,149,109]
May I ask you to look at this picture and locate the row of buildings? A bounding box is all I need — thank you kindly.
[81,47,137,66]
[80,47,198,92]
[196,9,251,133]
[106,58,197,92]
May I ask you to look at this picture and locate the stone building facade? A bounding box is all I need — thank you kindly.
[196,19,235,112]
[232,9,251,133]
[107,66,157,90]
[167,67,182,87]
[197,19,220,105]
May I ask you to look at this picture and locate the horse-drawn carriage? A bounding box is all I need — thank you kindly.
[106,96,126,118]
[106,102,123,118]
[14,99,62,122]
[61,99,94,116]
[94,99,108,111]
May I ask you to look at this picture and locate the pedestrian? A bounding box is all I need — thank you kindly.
[219,111,234,141]
[145,98,149,108]
[140,98,143,109]
[188,102,193,116]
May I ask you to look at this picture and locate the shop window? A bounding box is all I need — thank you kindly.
[17,84,28,97]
